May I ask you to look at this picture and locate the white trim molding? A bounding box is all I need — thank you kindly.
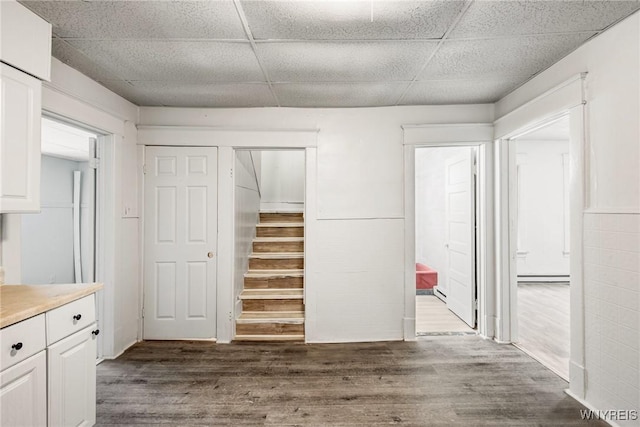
[402,123,494,145]
[494,73,587,139]
[402,122,495,341]
[137,126,319,148]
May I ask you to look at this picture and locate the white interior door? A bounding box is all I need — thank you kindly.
[144,146,218,339]
[445,148,476,327]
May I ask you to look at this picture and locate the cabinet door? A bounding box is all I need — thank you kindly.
[0,350,47,427]
[48,324,98,427]
[0,63,42,213]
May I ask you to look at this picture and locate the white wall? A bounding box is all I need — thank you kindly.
[495,11,640,424]
[515,139,570,278]
[234,151,261,317]
[139,105,494,343]
[415,146,470,295]
[260,150,305,212]
[0,57,141,358]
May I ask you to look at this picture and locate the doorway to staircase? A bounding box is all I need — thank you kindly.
[233,150,306,342]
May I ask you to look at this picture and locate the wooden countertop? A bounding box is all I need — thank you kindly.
[0,283,103,328]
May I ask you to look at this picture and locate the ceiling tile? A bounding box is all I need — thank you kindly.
[19,0,247,40]
[241,1,466,40]
[52,38,123,81]
[419,33,595,81]
[400,78,526,105]
[64,40,264,83]
[258,41,437,82]
[99,81,277,108]
[97,80,165,106]
[273,82,406,107]
[451,0,640,38]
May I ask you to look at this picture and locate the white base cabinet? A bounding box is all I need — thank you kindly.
[0,294,98,426]
[0,351,47,427]
[48,324,97,427]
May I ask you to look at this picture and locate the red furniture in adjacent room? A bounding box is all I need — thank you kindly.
[416,263,437,290]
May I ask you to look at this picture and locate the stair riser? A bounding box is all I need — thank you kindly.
[244,276,303,289]
[260,213,304,223]
[249,258,304,270]
[253,241,304,253]
[236,323,304,335]
[242,299,304,312]
[257,227,304,238]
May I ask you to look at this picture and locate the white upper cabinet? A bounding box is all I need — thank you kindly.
[0,0,52,81]
[0,0,52,213]
[0,64,42,213]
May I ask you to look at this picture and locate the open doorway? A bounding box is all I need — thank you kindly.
[21,117,98,285]
[414,146,477,335]
[233,149,306,342]
[512,116,571,379]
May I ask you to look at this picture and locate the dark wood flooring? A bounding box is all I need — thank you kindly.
[96,337,605,426]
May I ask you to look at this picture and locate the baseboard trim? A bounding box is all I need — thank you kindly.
[564,389,623,427]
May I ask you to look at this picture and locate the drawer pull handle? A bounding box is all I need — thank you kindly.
[73,314,82,321]
[92,329,100,336]
[11,342,23,351]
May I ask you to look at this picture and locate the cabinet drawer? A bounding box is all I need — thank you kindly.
[46,295,96,345]
[0,314,46,371]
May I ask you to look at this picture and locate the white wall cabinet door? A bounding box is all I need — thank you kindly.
[0,350,47,427]
[48,324,98,427]
[0,63,42,213]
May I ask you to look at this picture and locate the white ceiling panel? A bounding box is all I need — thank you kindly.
[273,82,406,107]
[451,0,640,38]
[100,81,277,108]
[96,80,165,107]
[419,33,595,81]
[401,78,525,105]
[258,41,437,82]
[19,0,247,40]
[65,40,265,83]
[241,1,466,40]
[52,38,123,82]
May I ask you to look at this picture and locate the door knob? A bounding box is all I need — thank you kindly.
[207,252,214,258]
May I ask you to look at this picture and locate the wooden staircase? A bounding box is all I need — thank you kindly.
[235,212,305,342]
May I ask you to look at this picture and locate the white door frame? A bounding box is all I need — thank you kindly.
[137,126,318,342]
[402,124,495,340]
[494,74,587,398]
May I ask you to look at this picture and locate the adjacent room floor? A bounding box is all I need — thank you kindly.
[416,295,475,335]
[96,337,605,426]
[516,282,570,380]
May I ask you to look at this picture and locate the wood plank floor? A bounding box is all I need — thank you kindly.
[516,283,570,380]
[416,295,475,334]
[96,337,605,426]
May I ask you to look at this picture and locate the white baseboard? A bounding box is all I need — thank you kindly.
[564,389,623,427]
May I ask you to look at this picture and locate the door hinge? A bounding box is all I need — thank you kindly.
[89,158,99,169]
[474,299,478,310]
[141,307,145,318]
[143,164,147,174]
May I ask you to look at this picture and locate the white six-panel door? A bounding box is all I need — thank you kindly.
[444,148,476,327]
[144,146,218,339]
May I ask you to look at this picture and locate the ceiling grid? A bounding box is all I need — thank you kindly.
[19,0,640,108]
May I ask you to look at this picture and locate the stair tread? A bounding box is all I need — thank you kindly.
[238,312,304,324]
[256,222,304,227]
[240,289,303,299]
[234,335,304,342]
[249,252,304,259]
[245,269,304,277]
[253,237,304,242]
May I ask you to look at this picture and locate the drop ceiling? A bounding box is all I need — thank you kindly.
[19,0,640,108]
